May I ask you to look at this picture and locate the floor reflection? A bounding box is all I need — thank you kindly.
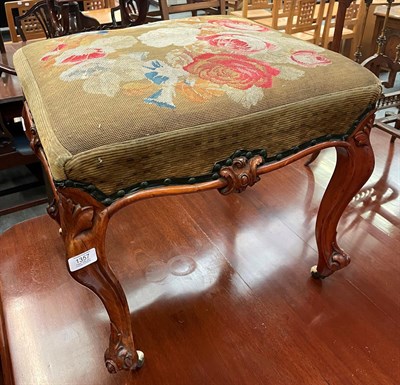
[344,140,399,234]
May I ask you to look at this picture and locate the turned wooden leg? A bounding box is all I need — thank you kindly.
[57,190,144,373]
[311,113,375,279]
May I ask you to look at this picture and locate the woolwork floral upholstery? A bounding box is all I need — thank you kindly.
[14,16,380,201]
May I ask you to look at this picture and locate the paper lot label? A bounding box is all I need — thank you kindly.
[68,248,98,272]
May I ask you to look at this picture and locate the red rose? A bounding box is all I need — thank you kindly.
[183,53,279,90]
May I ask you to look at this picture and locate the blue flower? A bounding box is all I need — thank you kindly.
[145,89,175,109]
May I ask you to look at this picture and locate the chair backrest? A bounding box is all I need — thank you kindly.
[5,0,45,42]
[321,0,363,49]
[158,0,226,20]
[275,0,295,17]
[247,0,272,10]
[285,0,325,44]
[241,0,273,18]
[13,0,101,41]
[270,0,295,29]
[116,0,150,25]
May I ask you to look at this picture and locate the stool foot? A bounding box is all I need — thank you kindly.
[105,346,144,373]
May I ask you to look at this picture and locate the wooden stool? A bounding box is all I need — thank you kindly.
[13,16,381,373]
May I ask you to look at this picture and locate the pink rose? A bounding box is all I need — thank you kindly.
[207,19,269,32]
[198,33,276,53]
[290,50,331,68]
[183,53,280,90]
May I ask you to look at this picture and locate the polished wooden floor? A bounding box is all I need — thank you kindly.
[0,128,399,385]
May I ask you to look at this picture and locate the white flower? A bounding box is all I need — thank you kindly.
[138,27,200,47]
[223,85,264,109]
[276,66,304,80]
[83,72,123,97]
[88,35,137,49]
[60,59,115,81]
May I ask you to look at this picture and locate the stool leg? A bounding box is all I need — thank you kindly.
[57,192,144,373]
[311,114,375,279]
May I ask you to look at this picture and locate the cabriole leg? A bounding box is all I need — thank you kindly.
[57,190,144,373]
[312,113,375,279]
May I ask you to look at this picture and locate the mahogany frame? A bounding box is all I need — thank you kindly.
[21,101,376,373]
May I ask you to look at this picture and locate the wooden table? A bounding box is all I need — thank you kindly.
[0,43,24,105]
[0,42,48,216]
[83,7,119,24]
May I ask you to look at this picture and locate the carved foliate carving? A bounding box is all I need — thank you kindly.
[105,323,140,373]
[353,116,373,147]
[59,194,95,241]
[218,156,263,195]
[47,198,60,224]
[28,124,42,154]
[327,243,351,271]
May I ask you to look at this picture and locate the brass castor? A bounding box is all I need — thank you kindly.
[310,265,327,280]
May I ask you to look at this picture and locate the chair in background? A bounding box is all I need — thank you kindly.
[360,0,400,142]
[0,0,150,216]
[320,0,364,56]
[5,0,104,42]
[305,0,398,166]
[255,0,295,30]
[230,0,273,20]
[5,0,45,42]
[111,0,161,24]
[13,0,101,41]
[285,0,325,44]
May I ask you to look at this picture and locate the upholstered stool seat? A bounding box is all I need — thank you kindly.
[14,16,381,374]
[15,16,379,201]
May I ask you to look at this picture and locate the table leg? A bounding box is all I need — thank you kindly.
[0,31,5,54]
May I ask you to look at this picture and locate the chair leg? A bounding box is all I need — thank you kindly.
[57,191,144,373]
[311,113,375,279]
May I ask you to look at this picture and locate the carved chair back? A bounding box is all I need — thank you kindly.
[111,0,156,25]
[13,0,102,41]
[11,0,149,43]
